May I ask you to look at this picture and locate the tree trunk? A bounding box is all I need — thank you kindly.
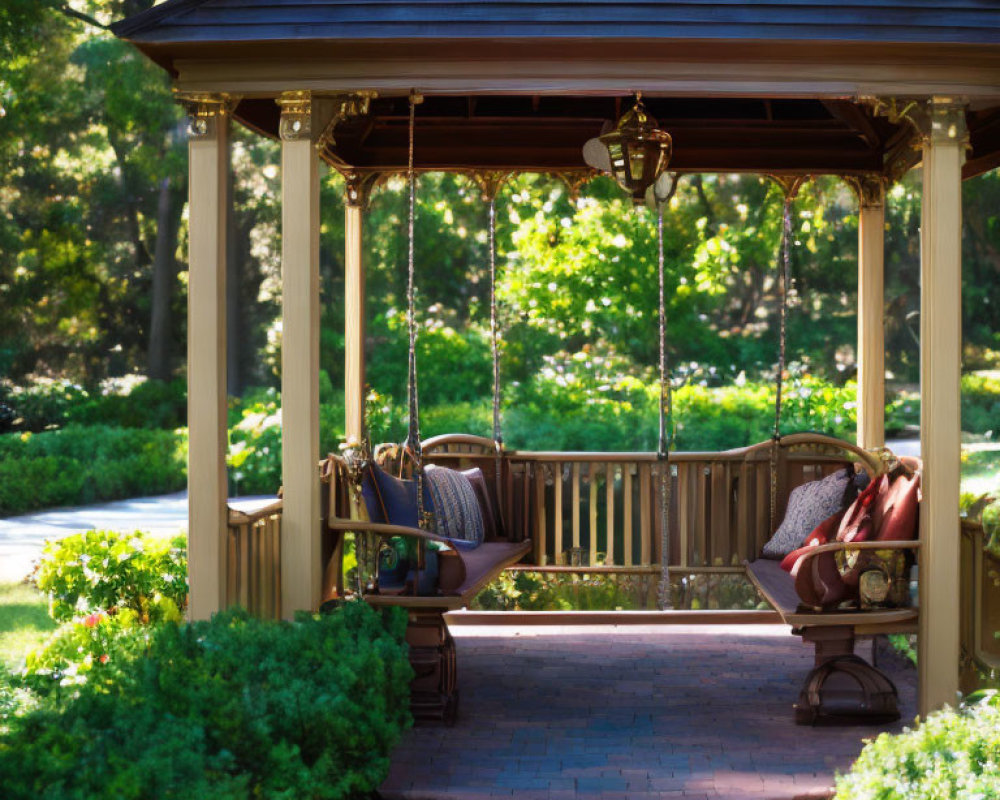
[148,177,183,380]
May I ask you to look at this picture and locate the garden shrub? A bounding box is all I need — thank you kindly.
[0,377,186,433]
[0,425,186,514]
[0,604,412,800]
[35,529,187,623]
[833,690,1000,800]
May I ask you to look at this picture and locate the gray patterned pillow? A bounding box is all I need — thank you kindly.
[425,464,485,548]
[761,468,852,559]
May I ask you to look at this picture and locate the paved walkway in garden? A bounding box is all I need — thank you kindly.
[0,492,274,582]
[381,624,916,800]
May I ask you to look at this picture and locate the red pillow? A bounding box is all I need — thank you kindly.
[780,509,845,572]
[836,473,887,544]
[874,473,920,542]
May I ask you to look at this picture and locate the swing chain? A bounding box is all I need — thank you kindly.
[769,187,796,531]
[655,199,674,611]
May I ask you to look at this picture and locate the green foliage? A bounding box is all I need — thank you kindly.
[35,529,187,623]
[0,425,186,514]
[833,690,1000,800]
[473,571,640,611]
[0,605,412,800]
[1,377,186,433]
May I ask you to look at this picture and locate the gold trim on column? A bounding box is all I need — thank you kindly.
[342,171,383,210]
[276,90,314,141]
[174,91,239,139]
[843,174,887,209]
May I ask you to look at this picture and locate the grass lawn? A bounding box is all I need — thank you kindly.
[962,449,1000,497]
[0,581,55,671]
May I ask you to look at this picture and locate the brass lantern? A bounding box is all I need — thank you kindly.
[595,95,673,203]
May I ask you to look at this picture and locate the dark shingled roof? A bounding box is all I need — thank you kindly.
[113,0,1000,45]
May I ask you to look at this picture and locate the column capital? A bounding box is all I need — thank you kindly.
[342,171,383,210]
[277,90,314,142]
[174,91,239,139]
[863,96,969,149]
[844,174,887,209]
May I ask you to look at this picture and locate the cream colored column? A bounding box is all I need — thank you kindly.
[278,91,322,617]
[855,176,886,450]
[917,97,967,715]
[184,96,231,620]
[343,174,376,444]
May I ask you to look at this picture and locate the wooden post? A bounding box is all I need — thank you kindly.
[917,97,967,715]
[344,174,377,443]
[854,175,886,451]
[278,91,322,617]
[183,95,231,620]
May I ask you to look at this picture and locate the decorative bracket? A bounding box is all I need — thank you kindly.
[174,91,240,139]
[843,174,887,209]
[862,95,970,150]
[343,171,384,210]
[469,171,512,202]
[315,91,378,152]
[553,169,600,202]
[765,174,808,200]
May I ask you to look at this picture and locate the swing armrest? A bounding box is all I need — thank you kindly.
[793,539,920,569]
[326,518,456,549]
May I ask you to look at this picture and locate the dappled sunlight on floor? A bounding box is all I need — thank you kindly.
[381,624,916,800]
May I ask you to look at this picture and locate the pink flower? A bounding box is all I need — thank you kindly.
[83,613,104,629]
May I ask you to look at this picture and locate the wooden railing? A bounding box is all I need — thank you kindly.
[961,519,1000,687]
[226,499,283,619]
[416,432,878,578]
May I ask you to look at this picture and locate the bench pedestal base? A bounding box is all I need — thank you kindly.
[406,610,458,725]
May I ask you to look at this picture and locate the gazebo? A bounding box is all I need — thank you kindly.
[112,0,1000,717]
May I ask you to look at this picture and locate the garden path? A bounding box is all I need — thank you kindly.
[0,492,275,582]
[381,623,916,800]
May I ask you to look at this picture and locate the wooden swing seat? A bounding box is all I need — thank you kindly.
[322,433,531,724]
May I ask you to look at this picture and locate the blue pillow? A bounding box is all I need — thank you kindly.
[361,462,435,530]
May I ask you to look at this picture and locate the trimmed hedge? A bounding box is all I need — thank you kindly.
[0,425,186,514]
[1,604,412,800]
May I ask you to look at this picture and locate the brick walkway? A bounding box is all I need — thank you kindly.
[380,624,916,800]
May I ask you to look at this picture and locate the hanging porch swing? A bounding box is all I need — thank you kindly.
[319,91,922,726]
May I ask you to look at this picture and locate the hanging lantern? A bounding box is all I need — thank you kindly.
[585,94,673,203]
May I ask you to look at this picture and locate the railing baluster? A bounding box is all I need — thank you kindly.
[605,463,615,566]
[639,462,651,566]
[535,465,547,565]
[572,462,581,553]
[589,463,598,566]
[678,463,690,569]
[623,465,633,567]
[553,462,563,564]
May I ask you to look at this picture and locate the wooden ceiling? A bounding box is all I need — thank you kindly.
[235,94,920,177]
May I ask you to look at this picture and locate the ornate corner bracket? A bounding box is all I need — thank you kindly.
[174,91,240,139]
[843,174,887,209]
[766,174,809,200]
[342,171,384,210]
[553,169,599,202]
[276,90,315,142]
[315,92,378,152]
[469,171,513,202]
[862,95,970,151]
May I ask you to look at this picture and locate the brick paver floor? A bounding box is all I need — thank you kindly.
[380,623,916,800]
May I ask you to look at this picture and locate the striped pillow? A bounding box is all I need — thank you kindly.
[425,464,485,548]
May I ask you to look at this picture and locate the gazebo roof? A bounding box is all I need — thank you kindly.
[112,0,1000,178]
[114,0,1000,46]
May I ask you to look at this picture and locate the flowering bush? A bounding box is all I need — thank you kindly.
[34,529,187,623]
[834,690,1000,799]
